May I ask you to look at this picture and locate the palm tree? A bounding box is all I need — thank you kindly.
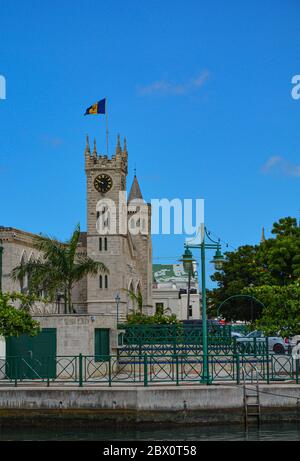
[11,224,108,314]
[124,288,143,313]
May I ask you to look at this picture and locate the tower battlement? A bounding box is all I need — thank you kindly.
[85,135,128,174]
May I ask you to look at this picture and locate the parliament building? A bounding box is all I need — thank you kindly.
[0,136,153,357]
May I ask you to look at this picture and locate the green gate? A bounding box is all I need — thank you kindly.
[95,328,110,362]
[6,328,57,379]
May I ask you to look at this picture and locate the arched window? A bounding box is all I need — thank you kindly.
[99,237,108,251]
[100,275,108,289]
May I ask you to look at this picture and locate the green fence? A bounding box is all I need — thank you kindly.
[119,323,232,344]
[0,352,298,387]
[118,323,235,355]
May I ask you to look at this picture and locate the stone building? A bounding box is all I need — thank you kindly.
[152,263,201,320]
[0,136,153,357]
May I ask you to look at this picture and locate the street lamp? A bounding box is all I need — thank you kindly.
[180,248,195,320]
[211,247,224,271]
[185,224,224,384]
[115,292,121,325]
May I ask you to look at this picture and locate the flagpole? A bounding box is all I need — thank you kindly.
[105,98,109,155]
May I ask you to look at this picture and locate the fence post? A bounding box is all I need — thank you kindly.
[108,355,112,387]
[14,357,18,387]
[175,355,179,386]
[143,355,148,387]
[205,354,211,385]
[253,337,257,357]
[47,356,50,387]
[79,353,83,387]
[233,337,237,355]
[236,354,240,385]
[266,337,270,384]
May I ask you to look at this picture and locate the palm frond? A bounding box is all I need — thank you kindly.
[72,256,108,282]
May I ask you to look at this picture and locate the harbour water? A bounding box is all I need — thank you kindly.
[1,423,300,441]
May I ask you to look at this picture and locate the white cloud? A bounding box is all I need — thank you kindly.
[138,70,210,96]
[261,156,300,177]
[42,135,64,148]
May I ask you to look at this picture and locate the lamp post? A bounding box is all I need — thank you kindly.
[115,292,121,325]
[180,248,195,319]
[185,224,224,383]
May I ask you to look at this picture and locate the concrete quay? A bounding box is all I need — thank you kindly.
[0,384,300,427]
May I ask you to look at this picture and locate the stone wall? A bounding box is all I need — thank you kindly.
[0,385,300,426]
[33,314,118,356]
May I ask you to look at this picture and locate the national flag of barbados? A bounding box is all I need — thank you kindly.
[84,98,106,115]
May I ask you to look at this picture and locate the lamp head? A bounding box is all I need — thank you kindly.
[180,248,194,274]
[211,247,224,270]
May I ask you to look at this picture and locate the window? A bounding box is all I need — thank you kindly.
[155,303,164,315]
[100,275,108,289]
[188,305,193,318]
[99,237,108,251]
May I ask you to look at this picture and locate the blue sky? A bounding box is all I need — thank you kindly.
[0,0,300,282]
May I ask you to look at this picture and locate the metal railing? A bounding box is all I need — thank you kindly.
[0,352,299,387]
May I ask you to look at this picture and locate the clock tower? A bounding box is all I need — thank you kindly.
[84,134,152,317]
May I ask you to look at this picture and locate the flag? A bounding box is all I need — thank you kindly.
[84,98,106,115]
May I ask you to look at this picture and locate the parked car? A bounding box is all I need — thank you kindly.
[290,335,300,348]
[231,331,244,339]
[236,330,290,354]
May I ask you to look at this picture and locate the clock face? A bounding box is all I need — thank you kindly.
[94,174,113,193]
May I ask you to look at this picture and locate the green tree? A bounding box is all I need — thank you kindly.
[208,245,269,320]
[11,224,108,314]
[208,216,300,321]
[243,283,300,336]
[0,292,40,337]
[123,288,143,313]
[125,311,180,325]
[271,217,300,237]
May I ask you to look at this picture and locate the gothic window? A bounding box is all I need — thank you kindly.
[99,238,108,251]
[105,275,108,289]
[136,282,141,296]
[99,275,103,289]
